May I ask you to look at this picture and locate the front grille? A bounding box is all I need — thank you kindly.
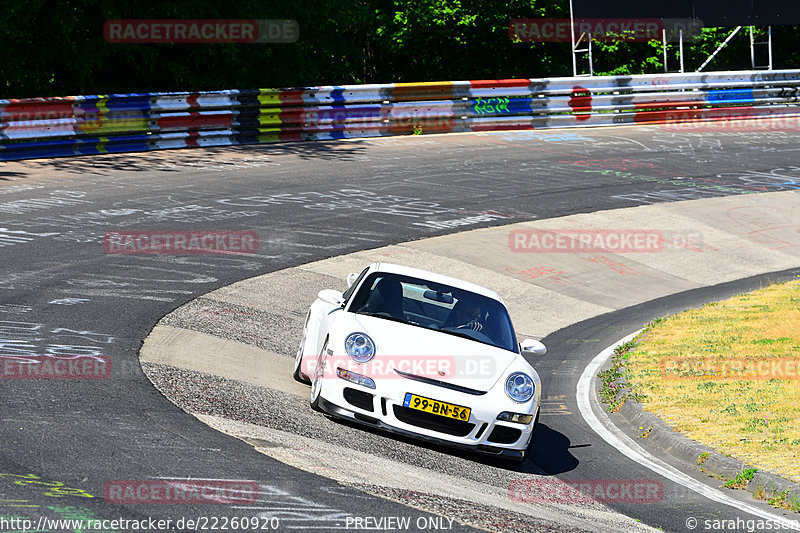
[487,425,522,444]
[343,387,374,412]
[392,405,474,437]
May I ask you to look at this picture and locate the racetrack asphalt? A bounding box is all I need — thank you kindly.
[2,126,800,532]
[141,193,800,533]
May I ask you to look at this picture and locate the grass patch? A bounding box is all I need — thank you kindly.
[618,278,800,482]
[754,485,800,512]
[766,489,800,512]
[597,338,645,412]
[723,468,757,489]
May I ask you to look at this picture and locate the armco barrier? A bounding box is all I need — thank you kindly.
[2,70,800,161]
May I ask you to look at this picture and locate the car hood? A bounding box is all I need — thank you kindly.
[335,313,521,392]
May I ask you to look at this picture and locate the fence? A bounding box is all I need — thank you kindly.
[2,70,800,161]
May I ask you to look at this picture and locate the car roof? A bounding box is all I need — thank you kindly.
[368,262,504,303]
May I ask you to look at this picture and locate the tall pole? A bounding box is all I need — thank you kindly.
[768,26,773,70]
[569,0,577,76]
[697,26,742,72]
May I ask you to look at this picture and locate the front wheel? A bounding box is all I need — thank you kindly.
[293,312,311,384]
[309,338,328,412]
[518,410,540,462]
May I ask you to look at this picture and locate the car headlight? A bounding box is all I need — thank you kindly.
[505,372,534,403]
[344,332,375,363]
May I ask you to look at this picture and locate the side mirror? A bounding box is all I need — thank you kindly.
[520,339,547,356]
[318,289,345,306]
[346,272,359,287]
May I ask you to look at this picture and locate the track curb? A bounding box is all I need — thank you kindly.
[616,384,800,504]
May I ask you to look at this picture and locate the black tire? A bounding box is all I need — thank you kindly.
[293,313,312,384]
[293,365,311,385]
[518,409,540,462]
[309,338,328,412]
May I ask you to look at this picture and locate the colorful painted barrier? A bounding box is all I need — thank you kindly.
[2,70,800,160]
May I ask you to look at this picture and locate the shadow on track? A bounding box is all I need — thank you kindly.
[323,415,578,475]
[0,139,372,178]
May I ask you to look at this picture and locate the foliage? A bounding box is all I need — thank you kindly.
[597,337,646,413]
[723,468,757,489]
[1,0,799,98]
[766,489,800,512]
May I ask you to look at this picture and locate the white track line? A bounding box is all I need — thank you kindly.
[577,330,800,531]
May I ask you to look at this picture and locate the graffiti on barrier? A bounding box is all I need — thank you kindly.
[473,97,510,115]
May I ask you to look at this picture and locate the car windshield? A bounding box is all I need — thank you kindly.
[347,272,518,352]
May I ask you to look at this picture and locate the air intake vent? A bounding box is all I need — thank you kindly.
[343,388,374,412]
[487,425,521,444]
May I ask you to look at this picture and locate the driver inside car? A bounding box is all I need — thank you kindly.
[451,301,484,331]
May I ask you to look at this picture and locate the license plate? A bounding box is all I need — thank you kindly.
[403,393,471,421]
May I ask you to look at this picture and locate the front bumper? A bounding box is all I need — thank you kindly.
[315,371,538,461]
[317,397,531,460]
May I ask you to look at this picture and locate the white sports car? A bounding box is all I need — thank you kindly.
[293,262,546,461]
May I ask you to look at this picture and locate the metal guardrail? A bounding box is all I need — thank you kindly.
[2,70,800,161]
